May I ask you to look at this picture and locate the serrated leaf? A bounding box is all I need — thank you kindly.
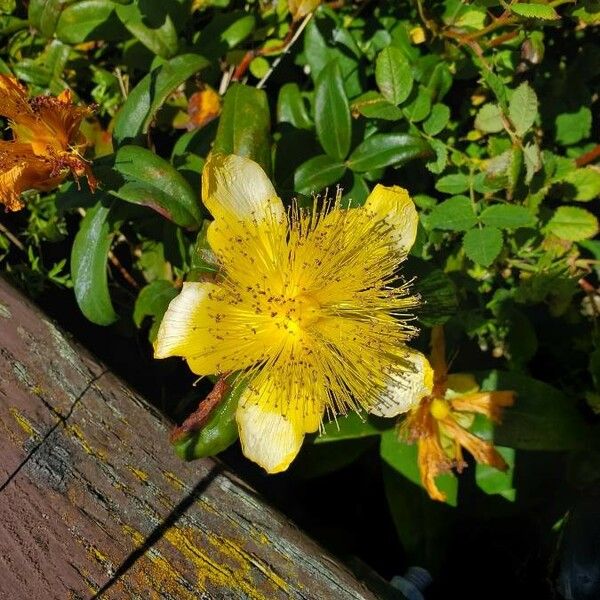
[508,82,538,136]
[480,205,535,229]
[482,71,509,110]
[426,138,448,174]
[523,141,542,184]
[435,173,470,194]
[463,226,503,266]
[562,167,600,202]
[315,59,351,161]
[71,202,117,326]
[475,103,504,133]
[555,107,592,146]
[375,46,414,105]
[428,196,477,231]
[546,206,599,241]
[403,85,432,122]
[423,103,450,136]
[294,155,346,195]
[511,3,560,20]
[347,133,431,172]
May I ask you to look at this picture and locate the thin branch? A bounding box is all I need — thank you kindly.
[0,220,25,251]
[257,13,313,90]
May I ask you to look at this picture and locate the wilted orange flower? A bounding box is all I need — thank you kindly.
[0,75,96,211]
[403,326,515,502]
[187,87,221,130]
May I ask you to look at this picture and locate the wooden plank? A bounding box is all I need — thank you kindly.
[0,278,383,599]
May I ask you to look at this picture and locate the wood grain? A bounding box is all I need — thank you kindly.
[0,278,385,599]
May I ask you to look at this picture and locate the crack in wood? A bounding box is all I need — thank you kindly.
[0,370,108,494]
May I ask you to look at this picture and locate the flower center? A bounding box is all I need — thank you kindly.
[430,397,451,421]
[272,294,321,336]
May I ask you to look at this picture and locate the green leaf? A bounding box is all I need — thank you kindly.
[189,221,219,280]
[315,59,351,160]
[28,0,67,37]
[523,141,542,184]
[479,205,536,229]
[294,154,346,195]
[350,91,404,121]
[511,3,560,19]
[435,173,470,194]
[426,138,448,175]
[546,206,599,241]
[475,103,504,133]
[116,0,178,58]
[342,173,370,207]
[403,85,432,122]
[113,146,203,229]
[71,202,118,326]
[475,446,516,501]
[55,0,128,43]
[508,82,538,136]
[562,167,600,202]
[428,196,477,231]
[277,82,312,129]
[213,83,272,177]
[133,280,179,342]
[479,370,588,450]
[315,412,388,443]
[462,226,503,266]
[555,107,592,146]
[347,133,431,172]
[375,46,414,105]
[172,380,243,461]
[380,430,458,506]
[423,103,450,136]
[482,71,509,110]
[113,53,209,146]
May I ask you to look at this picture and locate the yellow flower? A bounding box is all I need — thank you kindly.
[155,153,431,473]
[0,75,95,211]
[403,326,515,502]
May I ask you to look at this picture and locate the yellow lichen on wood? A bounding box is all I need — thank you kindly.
[9,407,37,437]
[128,466,149,482]
[164,525,291,598]
[162,470,185,490]
[65,423,107,460]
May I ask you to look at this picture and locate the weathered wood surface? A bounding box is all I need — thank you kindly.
[0,277,384,600]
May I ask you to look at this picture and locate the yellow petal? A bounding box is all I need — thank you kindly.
[364,184,418,255]
[370,350,434,417]
[236,373,324,473]
[202,153,285,223]
[154,281,268,375]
